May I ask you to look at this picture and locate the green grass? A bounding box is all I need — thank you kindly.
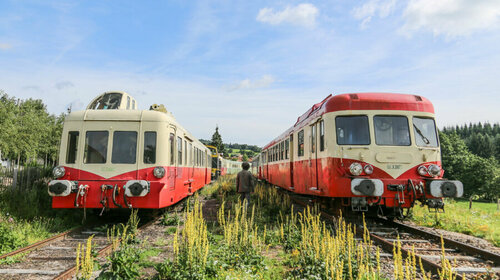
[411,199,500,246]
[0,182,82,255]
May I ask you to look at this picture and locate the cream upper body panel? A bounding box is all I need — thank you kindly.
[58,109,210,179]
[322,110,439,178]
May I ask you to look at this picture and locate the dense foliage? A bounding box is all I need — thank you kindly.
[0,90,64,165]
[440,123,500,200]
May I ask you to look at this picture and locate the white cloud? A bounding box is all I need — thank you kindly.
[227,75,275,91]
[352,0,396,28]
[401,0,500,37]
[0,43,12,50]
[257,3,319,27]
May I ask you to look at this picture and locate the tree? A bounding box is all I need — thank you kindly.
[210,126,225,155]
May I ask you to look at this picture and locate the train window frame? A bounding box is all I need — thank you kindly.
[84,131,109,164]
[143,131,156,164]
[319,120,325,151]
[298,130,304,157]
[281,141,284,160]
[335,115,371,145]
[169,133,175,165]
[412,117,439,147]
[66,131,79,164]
[112,131,137,164]
[184,140,187,165]
[374,115,411,146]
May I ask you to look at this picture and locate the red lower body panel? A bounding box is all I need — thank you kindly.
[52,166,211,209]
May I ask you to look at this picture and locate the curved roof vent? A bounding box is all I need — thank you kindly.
[414,95,423,101]
[349,94,359,100]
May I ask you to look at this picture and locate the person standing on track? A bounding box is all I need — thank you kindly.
[236,162,254,208]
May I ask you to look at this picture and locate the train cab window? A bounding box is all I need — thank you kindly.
[112,131,137,164]
[298,130,304,157]
[285,139,289,159]
[319,120,325,151]
[143,132,156,164]
[177,137,182,165]
[127,96,131,109]
[84,131,109,164]
[89,93,122,110]
[374,116,410,146]
[132,100,136,109]
[169,133,175,164]
[336,116,370,145]
[413,117,439,147]
[66,131,79,164]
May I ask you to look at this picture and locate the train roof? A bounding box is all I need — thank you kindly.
[262,92,434,150]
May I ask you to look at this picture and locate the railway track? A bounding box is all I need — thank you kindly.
[279,187,500,280]
[0,214,159,280]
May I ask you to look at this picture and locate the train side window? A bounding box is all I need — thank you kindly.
[336,116,370,145]
[169,133,175,165]
[319,120,325,151]
[132,100,136,109]
[311,124,316,153]
[281,142,284,160]
[298,130,304,157]
[112,131,137,164]
[144,132,156,164]
[184,140,187,165]
[374,116,410,146]
[189,143,193,165]
[285,139,289,159]
[127,96,131,109]
[177,136,182,165]
[66,131,79,164]
[84,131,109,164]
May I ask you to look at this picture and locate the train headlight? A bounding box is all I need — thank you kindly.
[428,164,441,177]
[364,164,374,175]
[153,166,165,178]
[349,163,363,176]
[417,165,428,176]
[53,166,65,178]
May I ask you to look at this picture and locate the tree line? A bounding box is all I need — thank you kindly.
[0,91,63,167]
[440,122,500,200]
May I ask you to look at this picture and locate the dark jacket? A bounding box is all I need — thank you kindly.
[236,170,255,193]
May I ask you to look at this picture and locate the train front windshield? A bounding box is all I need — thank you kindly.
[413,117,438,147]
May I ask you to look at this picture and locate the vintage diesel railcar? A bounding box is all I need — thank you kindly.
[48,92,212,209]
[255,93,463,217]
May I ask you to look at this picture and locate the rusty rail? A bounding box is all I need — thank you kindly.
[0,226,82,261]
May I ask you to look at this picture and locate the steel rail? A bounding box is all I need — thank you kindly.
[54,217,159,280]
[375,217,500,266]
[284,192,463,280]
[0,226,83,261]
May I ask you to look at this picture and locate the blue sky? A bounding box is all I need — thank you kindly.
[0,0,499,146]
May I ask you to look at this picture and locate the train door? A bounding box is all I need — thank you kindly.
[309,123,319,190]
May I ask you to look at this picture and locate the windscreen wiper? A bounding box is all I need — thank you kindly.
[413,124,430,145]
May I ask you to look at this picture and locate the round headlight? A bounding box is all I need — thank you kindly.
[427,164,441,177]
[417,165,428,176]
[364,164,374,175]
[153,166,165,178]
[53,166,65,178]
[349,163,363,176]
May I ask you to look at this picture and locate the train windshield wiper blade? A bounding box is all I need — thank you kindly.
[413,124,430,145]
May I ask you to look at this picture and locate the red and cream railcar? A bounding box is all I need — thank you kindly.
[48,92,212,209]
[256,93,463,217]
